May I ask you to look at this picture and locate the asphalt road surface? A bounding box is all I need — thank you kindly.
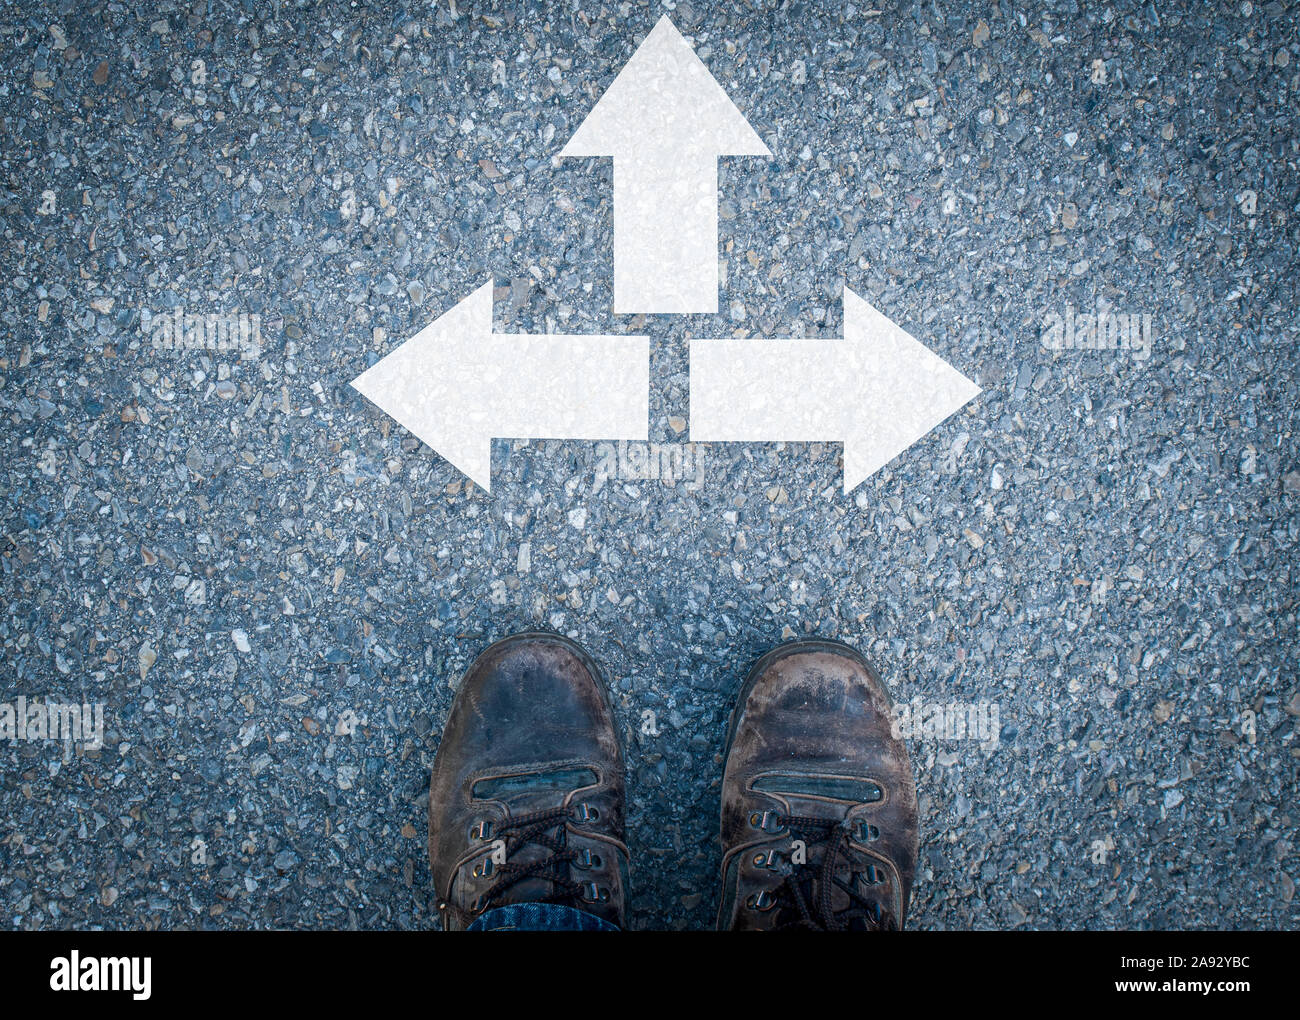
[1,0,1297,930]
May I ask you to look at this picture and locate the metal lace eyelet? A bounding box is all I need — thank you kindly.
[472,856,496,879]
[747,889,777,911]
[752,849,778,869]
[581,882,609,903]
[469,819,493,841]
[575,848,602,870]
[852,820,879,843]
[573,803,599,823]
[748,810,786,833]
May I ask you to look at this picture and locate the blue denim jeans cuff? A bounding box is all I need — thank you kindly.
[465,902,621,932]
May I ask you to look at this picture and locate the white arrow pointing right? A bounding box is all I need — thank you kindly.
[689,287,981,492]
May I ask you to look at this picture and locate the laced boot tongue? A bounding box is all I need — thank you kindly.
[470,767,598,910]
[770,815,896,930]
[489,827,561,907]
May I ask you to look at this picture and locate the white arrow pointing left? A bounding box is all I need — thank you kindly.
[351,281,649,491]
[690,286,981,492]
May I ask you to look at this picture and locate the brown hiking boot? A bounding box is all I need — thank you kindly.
[718,640,919,930]
[428,633,628,930]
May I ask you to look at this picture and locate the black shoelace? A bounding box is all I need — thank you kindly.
[765,814,898,931]
[475,806,590,913]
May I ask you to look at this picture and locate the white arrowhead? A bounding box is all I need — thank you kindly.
[689,286,981,492]
[559,16,770,314]
[560,15,768,160]
[351,281,649,491]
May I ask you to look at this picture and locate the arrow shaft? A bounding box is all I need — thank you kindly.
[689,338,847,441]
[614,158,717,314]
[471,333,649,441]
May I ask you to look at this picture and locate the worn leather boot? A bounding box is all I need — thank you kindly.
[429,633,628,930]
[718,640,919,930]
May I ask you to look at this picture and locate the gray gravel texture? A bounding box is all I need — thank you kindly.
[1,0,1298,931]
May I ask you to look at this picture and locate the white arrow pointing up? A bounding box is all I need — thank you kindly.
[689,287,981,492]
[351,281,649,491]
[560,16,770,315]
